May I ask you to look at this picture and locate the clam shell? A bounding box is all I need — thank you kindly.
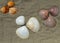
[26,17,40,32]
[43,15,56,27]
[16,16,25,25]
[39,9,49,20]
[16,26,29,39]
[49,6,59,16]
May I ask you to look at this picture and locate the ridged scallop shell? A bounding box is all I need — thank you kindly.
[26,17,40,32]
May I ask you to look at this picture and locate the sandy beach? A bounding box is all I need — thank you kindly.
[0,0,60,43]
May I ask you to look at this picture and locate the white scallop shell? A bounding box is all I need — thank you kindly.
[16,26,29,39]
[26,17,40,32]
[16,16,25,25]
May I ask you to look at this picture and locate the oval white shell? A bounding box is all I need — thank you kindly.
[16,16,25,25]
[16,26,29,39]
[26,17,40,32]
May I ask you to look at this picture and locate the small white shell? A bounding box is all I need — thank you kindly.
[26,17,40,32]
[16,16,25,25]
[16,26,29,39]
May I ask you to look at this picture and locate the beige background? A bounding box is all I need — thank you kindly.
[0,0,60,43]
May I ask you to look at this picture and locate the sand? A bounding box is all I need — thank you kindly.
[0,0,60,43]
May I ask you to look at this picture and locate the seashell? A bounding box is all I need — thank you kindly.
[9,7,17,14]
[43,15,56,27]
[16,26,29,39]
[7,1,15,7]
[0,6,9,14]
[39,9,49,20]
[49,6,59,16]
[16,16,25,25]
[26,17,40,32]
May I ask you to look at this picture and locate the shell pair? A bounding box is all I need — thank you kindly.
[39,5,59,27]
[0,1,17,14]
[16,16,40,39]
